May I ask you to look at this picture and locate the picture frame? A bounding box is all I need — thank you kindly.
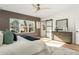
[56,18,68,32]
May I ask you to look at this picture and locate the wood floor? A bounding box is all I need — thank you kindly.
[41,38,79,52]
[63,44,79,52]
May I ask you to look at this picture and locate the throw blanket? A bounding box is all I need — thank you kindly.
[0,36,51,55]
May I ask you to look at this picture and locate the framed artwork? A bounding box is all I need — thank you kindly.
[36,21,40,29]
[10,18,35,33]
[56,18,68,32]
[10,18,19,33]
[28,21,35,32]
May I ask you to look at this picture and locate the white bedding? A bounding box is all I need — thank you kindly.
[0,36,50,55]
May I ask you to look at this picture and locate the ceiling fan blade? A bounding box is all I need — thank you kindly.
[37,4,40,6]
[39,8,49,11]
[34,8,49,13]
[32,4,49,13]
[32,4,37,8]
[34,10,38,13]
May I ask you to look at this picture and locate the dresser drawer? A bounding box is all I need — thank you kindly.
[53,32,72,43]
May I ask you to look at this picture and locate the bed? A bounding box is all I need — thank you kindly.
[0,36,52,55]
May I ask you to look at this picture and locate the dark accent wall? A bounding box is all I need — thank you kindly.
[0,9,41,37]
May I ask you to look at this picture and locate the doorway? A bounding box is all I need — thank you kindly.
[41,19,53,39]
[45,19,53,39]
[75,19,79,45]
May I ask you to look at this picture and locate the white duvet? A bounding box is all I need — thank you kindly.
[0,36,50,55]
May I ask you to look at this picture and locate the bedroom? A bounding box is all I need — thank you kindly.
[0,4,79,55]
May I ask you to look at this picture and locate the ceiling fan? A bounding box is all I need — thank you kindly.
[32,4,49,12]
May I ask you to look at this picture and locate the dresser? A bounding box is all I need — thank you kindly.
[52,31,72,44]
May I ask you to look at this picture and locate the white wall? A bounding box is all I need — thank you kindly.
[41,6,79,44]
[53,10,75,43]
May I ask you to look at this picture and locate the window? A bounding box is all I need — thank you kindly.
[10,18,35,33]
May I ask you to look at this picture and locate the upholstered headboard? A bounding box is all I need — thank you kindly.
[16,29,40,37]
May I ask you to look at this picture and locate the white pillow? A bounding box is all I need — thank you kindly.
[0,31,3,46]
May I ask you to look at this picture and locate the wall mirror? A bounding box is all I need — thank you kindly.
[56,18,68,32]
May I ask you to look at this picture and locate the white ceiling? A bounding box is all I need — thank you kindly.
[0,4,78,18]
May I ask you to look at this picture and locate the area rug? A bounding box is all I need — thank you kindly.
[41,39,79,55]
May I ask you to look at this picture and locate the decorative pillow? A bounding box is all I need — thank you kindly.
[3,30,14,44]
[0,31,3,45]
[20,35,39,41]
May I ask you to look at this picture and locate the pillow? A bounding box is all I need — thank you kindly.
[0,31,3,45]
[13,33,17,41]
[20,35,39,41]
[3,30,14,44]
